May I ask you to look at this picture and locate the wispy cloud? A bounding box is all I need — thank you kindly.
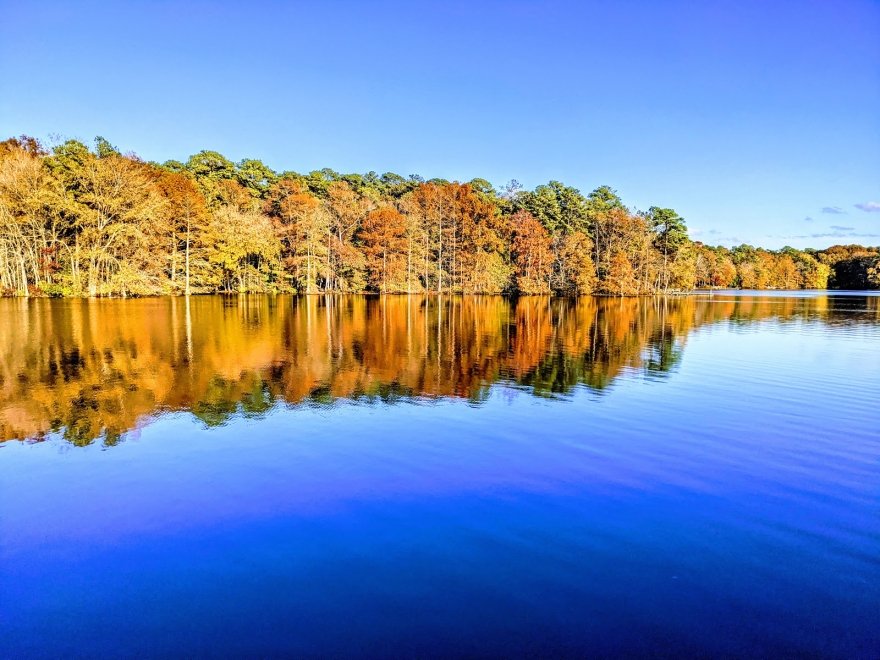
[777,230,880,240]
[830,225,854,231]
[822,206,846,214]
[804,216,814,223]
[855,201,880,213]
[802,231,880,239]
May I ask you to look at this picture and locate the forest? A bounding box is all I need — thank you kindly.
[1,135,878,297]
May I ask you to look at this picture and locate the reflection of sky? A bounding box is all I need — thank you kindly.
[1,320,878,656]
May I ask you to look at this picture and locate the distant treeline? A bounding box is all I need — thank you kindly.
[1,135,878,297]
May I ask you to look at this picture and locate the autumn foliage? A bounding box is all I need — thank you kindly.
[1,134,877,297]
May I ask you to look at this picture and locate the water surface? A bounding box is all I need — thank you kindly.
[1,294,878,656]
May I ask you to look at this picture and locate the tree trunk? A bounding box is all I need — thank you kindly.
[171,232,177,286]
[19,255,29,297]
[437,212,443,293]
[327,227,332,292]
[185,217,191,296]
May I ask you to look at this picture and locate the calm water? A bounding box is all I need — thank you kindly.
[1,294,878,657]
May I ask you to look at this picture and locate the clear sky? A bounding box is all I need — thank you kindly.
[1,0,878,249]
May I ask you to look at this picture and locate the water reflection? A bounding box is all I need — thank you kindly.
[1,293,877,446]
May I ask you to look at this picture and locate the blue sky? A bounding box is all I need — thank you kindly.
[1,0,878,248]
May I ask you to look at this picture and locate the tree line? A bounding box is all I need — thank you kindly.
[1,135,877,297]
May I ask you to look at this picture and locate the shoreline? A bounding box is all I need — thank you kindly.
[2,288,876,302]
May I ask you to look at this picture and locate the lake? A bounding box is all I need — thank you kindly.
[1,293,878,657]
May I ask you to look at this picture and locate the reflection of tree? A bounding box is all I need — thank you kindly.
[643,327,684,377]
[1,293,876,446]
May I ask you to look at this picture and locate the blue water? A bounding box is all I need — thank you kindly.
[1,294,878,656]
